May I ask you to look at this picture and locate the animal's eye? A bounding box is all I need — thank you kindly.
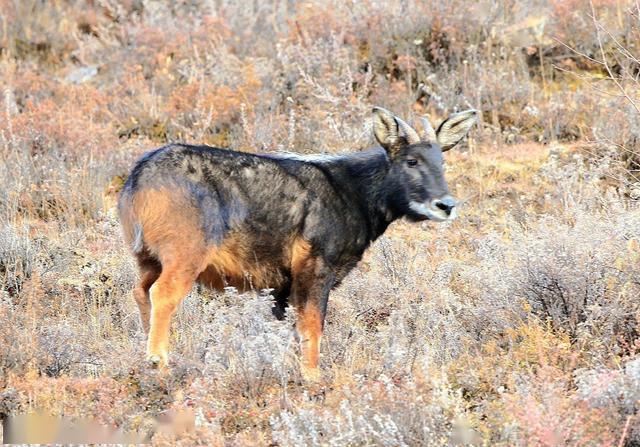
[407,158,418,167]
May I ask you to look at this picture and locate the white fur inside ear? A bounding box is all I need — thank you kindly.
[372,107,400,148]
[437,109,478,151]
[372,107,420,148]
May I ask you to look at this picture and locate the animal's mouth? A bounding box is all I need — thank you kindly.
[408,200,457,222]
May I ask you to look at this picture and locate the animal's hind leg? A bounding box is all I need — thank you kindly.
[133,257,161,335]
[146,261,199,368]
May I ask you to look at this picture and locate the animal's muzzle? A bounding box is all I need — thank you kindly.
[409,195,457,222]
[432,196,456,217]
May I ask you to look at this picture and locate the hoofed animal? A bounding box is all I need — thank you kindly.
[118,107,478,379]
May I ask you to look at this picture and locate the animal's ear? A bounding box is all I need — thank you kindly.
[436,109,478,152]
[372,107,420,158]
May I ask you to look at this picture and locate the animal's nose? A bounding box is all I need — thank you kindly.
[433,197,456,216]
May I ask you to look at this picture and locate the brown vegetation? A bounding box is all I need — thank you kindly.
[1,0,639,445]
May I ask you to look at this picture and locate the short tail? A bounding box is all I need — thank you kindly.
[117,188,145,254]
[132,223,144,254]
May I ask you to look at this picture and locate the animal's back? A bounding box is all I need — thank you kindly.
[118,144,316,292]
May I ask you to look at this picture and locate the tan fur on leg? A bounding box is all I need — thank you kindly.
[296,302,323,381]
[146,271,196,368]
[133,267,160,335]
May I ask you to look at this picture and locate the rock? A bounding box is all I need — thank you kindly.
[65,66,98,84]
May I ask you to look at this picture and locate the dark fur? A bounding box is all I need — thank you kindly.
[119,143,450,309]
[117,130,458,374]
[117,106,477,374]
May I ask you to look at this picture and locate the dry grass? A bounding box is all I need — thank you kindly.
[1,0,639,445]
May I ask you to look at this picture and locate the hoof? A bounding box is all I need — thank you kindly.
[300,365,321,383]
[146,354,166,370]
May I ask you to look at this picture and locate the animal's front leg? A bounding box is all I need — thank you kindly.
[290,237,333,381]
[291,269,333,380]
[296,299,325,380]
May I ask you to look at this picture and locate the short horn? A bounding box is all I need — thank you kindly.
[421,116,437,142]
[396,116,420,145]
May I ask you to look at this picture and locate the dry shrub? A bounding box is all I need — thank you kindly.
[271,373,475,446]
[0,132,133,223]
[195,291,298,394]
[1,0,640,444]
[4,83,117,154]
[0,224,36,297]
[0,216,138,378]
[566,1,640,182]
[500,373,619,446]
[576,357,640,443]
[467,203,640,358]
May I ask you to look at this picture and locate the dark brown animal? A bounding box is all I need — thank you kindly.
[117,107,477,379]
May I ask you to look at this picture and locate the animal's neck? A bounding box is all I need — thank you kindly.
[320,148,400,242]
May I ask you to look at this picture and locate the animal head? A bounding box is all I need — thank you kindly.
[372,106,478,222]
